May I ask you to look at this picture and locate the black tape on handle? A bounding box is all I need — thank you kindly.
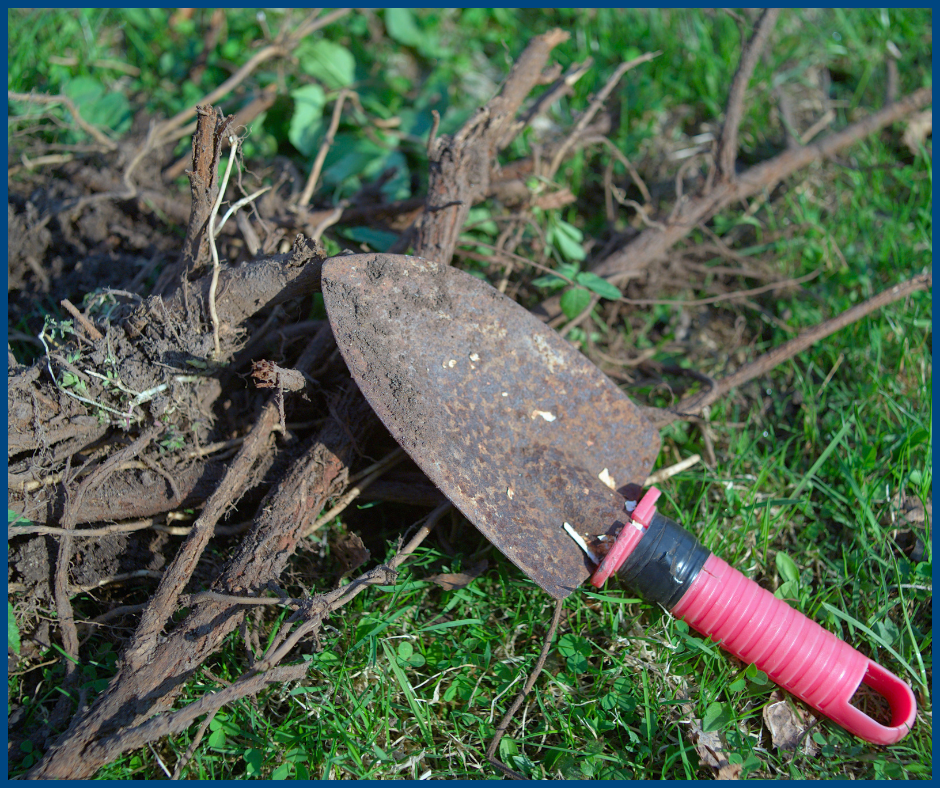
[615,512,710,608]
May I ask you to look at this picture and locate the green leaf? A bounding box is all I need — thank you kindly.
[871,618,900,645]
[64,76,105,106]
[385,8,424,48]
[599,677,637,714]
[9,509,30,527]
[382,641,432,744]
[558,633,592,673]
[63,76,130,136]
[84,92,131,134]
[554,218,583,243]
[560,287,592,319]
[774,579,799,601]
[775,552,800,585]
[297,39,356,89]
[271,763,292,779]
[702,701,732,732]
[395,640,426,667]
[8,602,20,655]
[576,272,621,300]
[342,227,399,252]
[244,748,263,776]
[532,261,580,291]
[499,737,519,761]
[531,274,567,290]
[549,220,586,261]
[745,663,769,685]
[289,84,326,158]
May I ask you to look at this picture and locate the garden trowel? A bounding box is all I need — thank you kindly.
[321,252,916,745]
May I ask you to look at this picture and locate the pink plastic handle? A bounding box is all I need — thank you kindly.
[672,553,917,745]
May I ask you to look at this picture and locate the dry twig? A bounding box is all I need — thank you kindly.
[717,9,780,180]
[298,89,351,208]
[647,271,932,427]
[486,598,566,779]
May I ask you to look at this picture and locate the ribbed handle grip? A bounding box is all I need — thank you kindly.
[671,553,917,745]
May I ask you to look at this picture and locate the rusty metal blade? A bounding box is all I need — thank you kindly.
[322,254,661,598]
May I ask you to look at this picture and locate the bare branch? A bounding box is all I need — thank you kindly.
[298,88,351,208]
[590,86,932,285]
[648,271,932,427]
[717,8,780,180]
[548,51,660,178]
[8,90,118,150]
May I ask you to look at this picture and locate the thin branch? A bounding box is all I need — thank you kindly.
[154,9,352,142]
[298,88,351,207]
[302,448,407,537]
[426,109,440,157]
[88,663,310,762]
[216,185,272,237]
[650,270,932,427]
[8,90,118,150]
[52,465,80,685]
[717,9,780,180]
[170,708,218,780]
[59,299,104,341]
[548,51,660,178]
[486,597,566,779]
[645,454,702,486]
[589,86,932,285]
[207,137,239,358]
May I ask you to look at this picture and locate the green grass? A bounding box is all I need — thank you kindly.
[8,7,931,780]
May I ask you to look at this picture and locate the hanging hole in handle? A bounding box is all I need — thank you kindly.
[857,661,918,731]
[849,680,892,727]
[831,660,917,744]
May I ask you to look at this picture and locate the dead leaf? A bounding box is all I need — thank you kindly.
[332,532,370,574]
[688,716,743,780]
[762,692,817,756]
[884,493,930,561]
[902,109,932,156]
[426,559,488,590]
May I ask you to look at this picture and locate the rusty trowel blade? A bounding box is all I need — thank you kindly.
[322,254,661,599]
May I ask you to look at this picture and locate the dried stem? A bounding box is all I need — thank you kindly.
[8,90,118,150]
[649,271,932,427]
[486,597,566,779]
[717,9,780,180]
[298,89,351,208]
[547,51,659,178]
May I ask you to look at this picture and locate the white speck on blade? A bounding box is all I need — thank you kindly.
[532,410,556,422]
[598,468,616,490]
[564,522,600,565]
[501,392,508,397]
[469,352,481,362]
[532,333,566,373]
[442,359,457,369]
[507,488,514,499]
